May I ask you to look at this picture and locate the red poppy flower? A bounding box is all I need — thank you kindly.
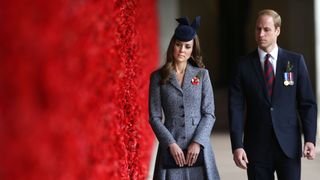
[191,76,200,85]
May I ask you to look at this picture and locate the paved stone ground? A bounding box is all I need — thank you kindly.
[212,133,320,180]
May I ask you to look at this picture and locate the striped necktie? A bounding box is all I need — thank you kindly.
[264,54,275,97]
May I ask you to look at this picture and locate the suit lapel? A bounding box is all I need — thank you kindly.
[251,51,270,102]
[168,72,183,93]
[271,48,286,101]
[182,63,199,92]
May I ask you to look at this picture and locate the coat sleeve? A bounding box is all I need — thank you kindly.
[296,55,317,145]
[192,70,215,147]
[148,72,176,149]
[228,60,245,151]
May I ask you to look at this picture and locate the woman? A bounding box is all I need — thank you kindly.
[149,16,220,180]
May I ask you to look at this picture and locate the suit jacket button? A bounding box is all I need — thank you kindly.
[270,107,274,111]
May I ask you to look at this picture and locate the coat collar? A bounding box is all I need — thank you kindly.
[169,63,200,93]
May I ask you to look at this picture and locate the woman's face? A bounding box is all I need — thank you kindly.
[173,39,194,63]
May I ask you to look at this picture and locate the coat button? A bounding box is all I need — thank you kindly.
[182,136,186,139]
[181,123,185,127]
[270,107,274,111]
[180,114,185,118]
[179,105,184,109]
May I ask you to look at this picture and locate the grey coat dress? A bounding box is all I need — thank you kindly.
[149,63,220,180]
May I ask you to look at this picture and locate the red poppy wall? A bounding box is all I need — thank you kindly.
[0,0,157,179]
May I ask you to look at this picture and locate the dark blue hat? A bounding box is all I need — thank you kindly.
[174,16,200,41]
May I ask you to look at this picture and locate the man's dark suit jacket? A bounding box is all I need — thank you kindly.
[229,47,317,161]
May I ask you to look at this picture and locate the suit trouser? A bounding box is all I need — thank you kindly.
[247,130,301,180]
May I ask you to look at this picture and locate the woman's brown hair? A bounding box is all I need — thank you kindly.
[159,35,204,84]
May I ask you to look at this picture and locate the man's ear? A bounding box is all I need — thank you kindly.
[276,27,281,36]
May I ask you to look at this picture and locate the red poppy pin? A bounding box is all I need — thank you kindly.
[191,75,200,85]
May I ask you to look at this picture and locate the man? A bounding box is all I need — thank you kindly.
[229,9,317,180]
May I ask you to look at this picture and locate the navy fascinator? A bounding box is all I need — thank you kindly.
[174,16,200,41]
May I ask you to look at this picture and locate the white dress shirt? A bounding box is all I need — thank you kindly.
[258,45,278,75]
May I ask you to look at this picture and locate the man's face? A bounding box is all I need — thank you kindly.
[255,15,280,52]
